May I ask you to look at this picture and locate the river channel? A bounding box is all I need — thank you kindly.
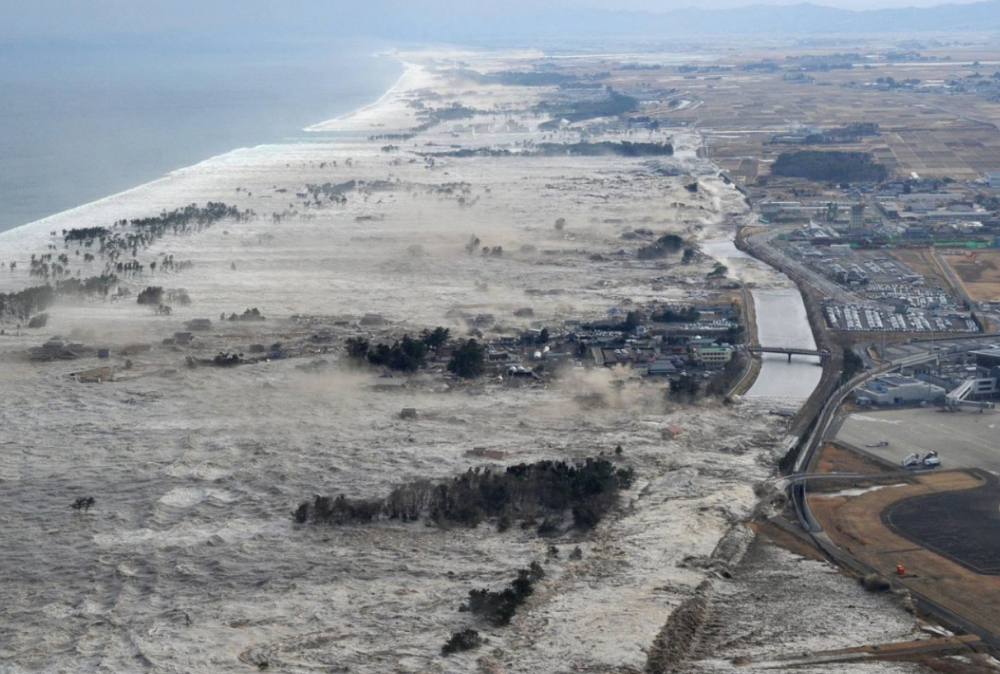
[701,237,823,404]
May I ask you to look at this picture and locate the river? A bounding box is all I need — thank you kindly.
[701,237,823,404]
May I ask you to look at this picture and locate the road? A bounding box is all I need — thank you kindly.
[743,228,862,306]
[932,248,979,311]
[836,407,1000,473]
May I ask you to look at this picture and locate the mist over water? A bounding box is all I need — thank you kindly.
[0,39,401,232]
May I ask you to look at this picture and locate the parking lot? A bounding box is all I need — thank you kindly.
[824,302,978,333]
[835,407,1000,471]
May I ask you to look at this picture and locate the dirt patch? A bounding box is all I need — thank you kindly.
[810,469,1000,639]
[888,249,954,291]
[814,441,897,476]
[941,251,1000,303]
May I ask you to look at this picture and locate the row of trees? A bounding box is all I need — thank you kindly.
[60,203,253,275]
[432,141,673,160]
[294,458,635,532]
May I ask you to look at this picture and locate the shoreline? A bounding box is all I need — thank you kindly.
[0,53,409,240]
[304,59,416,133]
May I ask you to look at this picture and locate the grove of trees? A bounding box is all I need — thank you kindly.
[771,150,888,183]
[294,458,636,533]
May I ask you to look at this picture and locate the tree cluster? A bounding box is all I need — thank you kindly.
[304,180,356,205]
[27,312,49,328]
[771,150,888,183]
[802,122,880,144]
[536,91,639,128]
[0,274,118,323]
[843,347,866,382]
[212,352,243,367]
[137,286,164,305]
[707,263,729,278]
[63,227,109,243]
[454,68,574,87]
[66,204,251,268]
[412,103,479,131]
[441,629,483,656]
[447,339,486,379]
[534,141,673,157]
[366,336,428,373]
[670,374,701,399]
[293,458,635,532]
[651,306,701,323]
[226,308,265,322]
[465,562,545,626]
[636,234,685,260]
[421,326,450,349]
[345,328,483,377]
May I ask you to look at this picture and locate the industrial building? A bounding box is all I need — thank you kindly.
[854,374,944,405]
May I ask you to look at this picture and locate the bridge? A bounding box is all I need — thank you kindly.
[747,346,832,362]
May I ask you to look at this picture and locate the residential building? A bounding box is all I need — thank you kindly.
[691,345,734,366]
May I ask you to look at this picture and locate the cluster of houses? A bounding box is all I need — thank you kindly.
[460,303,742,381]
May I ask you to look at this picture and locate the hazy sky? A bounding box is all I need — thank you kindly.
[0,0,991,39]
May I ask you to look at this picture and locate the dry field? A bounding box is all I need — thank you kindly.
[609,43,1000,184]
[940,250,1000,303]
[810,469,1000,637]
[889,249,955,289]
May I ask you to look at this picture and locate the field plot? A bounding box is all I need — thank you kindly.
[650,46,1000,183]
[940,250,1000,303]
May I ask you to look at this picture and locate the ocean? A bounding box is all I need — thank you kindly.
[0,38,401,233]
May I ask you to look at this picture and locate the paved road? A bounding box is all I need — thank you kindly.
[836,407,1000,472]
[744,228,861,305]
[933,249,978,311]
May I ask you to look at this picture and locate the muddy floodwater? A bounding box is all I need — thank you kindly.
[747,289,823,401]
[0,53,918,673]
[699,238,822,403]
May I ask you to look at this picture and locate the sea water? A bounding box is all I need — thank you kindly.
[0,38,401,233]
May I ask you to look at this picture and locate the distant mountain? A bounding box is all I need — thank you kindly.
[646,1,1000,35]
[5,0,1000,43]
[322,0,1000,40]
